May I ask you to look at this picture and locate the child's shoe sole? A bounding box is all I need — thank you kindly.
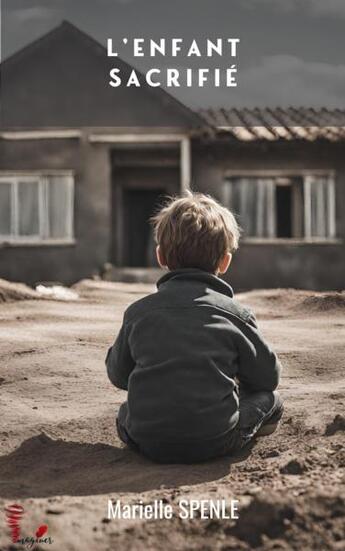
[256,421,280,437]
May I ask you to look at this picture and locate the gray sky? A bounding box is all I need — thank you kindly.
[2,0,345,108]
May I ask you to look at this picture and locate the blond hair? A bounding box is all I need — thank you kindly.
[151,192,240,273]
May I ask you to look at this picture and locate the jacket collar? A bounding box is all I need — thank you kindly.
[157,268,234,298]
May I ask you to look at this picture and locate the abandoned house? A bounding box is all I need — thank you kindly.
[0,21,344,290]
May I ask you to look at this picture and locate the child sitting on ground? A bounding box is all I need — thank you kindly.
[106,192,283,463]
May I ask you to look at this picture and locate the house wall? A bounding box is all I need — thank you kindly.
[0,133,184,285]
[193,139,345,291]
[1,22,203,129]
[0,136,112,285]
[1,135,344,290]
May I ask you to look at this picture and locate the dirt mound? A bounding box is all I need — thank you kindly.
[93,492,345,550]
[0,279,39,303]
[237,289,345,316]
[238,288,307,306]
[299,292,345,312]
[231,492,345,549]
[231,493,295,547]
[237,289,311,318]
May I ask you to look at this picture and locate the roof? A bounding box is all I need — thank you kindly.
[1,21,205,129]
[1,24,343,137]
[199,107,345,142]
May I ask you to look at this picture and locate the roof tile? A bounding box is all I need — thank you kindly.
[199,108,345,141]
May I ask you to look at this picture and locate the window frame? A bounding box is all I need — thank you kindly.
[223,169,339,244]
[0,171,75,245]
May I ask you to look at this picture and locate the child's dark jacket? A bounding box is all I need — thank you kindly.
[106,269,282,445]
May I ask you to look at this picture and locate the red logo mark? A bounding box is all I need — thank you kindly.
[36,524,48,538]
[5,504,24,543]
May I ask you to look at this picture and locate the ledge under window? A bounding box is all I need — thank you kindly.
[0,238,76,248]
[242,238,342,245]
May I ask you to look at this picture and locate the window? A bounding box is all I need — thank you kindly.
[223,174,336,240]
[0,174,74,243]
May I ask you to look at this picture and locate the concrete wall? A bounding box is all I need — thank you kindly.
[0,135,112,285]
[0,134,183,285]
[193,139,345,291]
[1,135,344,290]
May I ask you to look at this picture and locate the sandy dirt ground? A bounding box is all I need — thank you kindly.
[0,280,344,551]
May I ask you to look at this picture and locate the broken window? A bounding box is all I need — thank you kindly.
[223,174,336,240]
[0,174,74,242]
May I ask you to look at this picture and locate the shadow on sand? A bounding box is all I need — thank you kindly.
[0,433,252,499]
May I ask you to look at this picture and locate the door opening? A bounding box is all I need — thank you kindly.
[123,188,165,267]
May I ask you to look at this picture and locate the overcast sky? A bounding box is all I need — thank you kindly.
[2,0,345,108]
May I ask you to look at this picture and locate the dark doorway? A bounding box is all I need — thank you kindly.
[123,189,165,267]
[111,152,180,267]
[276,185,292,238]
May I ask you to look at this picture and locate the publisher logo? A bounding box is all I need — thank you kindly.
[5,504,53,549]
[5,504,24,543]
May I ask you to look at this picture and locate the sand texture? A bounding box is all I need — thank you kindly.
[0,280,344,550]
